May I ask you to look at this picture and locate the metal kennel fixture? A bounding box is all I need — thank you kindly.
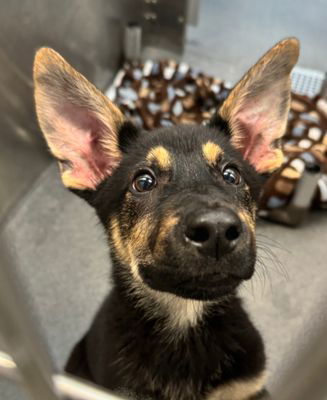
[123,0,200,61]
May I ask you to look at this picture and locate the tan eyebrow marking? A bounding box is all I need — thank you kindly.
[202,141,223,166]
[146,146,172,169]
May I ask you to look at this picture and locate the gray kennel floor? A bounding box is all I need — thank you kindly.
[1,0,327,398]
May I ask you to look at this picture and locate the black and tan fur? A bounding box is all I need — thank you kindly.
[33,38,299,400]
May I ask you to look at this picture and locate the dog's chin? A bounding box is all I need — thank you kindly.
[138,264,245,301]
[165,277,241,301]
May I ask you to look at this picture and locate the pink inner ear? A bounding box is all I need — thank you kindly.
[234,99,281,171]
[238,112,270,164]
[51,104,120,189]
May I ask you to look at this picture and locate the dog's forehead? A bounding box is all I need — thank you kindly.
[138,125,231,168]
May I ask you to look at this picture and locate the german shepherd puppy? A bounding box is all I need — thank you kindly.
[33,38,299,400]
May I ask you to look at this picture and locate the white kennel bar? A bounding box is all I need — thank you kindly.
[0,352,124,400]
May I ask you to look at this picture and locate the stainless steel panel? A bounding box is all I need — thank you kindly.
[0,0,125,221]
[0,0,191,222]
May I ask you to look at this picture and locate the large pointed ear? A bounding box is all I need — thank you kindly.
[218,38,300,173]
[34,48,126,190]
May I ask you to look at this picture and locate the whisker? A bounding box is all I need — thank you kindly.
[256,233,292,254]
[257,243,289,281]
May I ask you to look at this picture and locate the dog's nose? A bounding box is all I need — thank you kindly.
[184,208,242,258]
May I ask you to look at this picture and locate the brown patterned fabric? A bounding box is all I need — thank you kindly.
[260,94,327,214]
[109,60,327,224]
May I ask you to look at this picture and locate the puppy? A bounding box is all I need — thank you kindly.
[33,38,299,400]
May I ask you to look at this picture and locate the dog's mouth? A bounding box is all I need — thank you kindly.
[174,274,240,300]
[138,264,244,301]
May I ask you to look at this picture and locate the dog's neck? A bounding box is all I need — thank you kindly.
[146,291,205,331]
[113,263,233,334]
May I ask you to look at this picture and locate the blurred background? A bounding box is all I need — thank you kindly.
[0,0,327,399]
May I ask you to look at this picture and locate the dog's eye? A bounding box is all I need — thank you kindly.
[222,166,241,185]
[133,170,156,192]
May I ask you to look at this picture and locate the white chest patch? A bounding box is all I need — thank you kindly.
[159,294,205,330]
[129,278,205,331]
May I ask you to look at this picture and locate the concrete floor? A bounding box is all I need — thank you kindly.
[1,0,327,398]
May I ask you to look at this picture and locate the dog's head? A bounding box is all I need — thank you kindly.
[33,39,299,301]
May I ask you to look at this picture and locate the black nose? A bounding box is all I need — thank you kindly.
[184,208,242,258]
